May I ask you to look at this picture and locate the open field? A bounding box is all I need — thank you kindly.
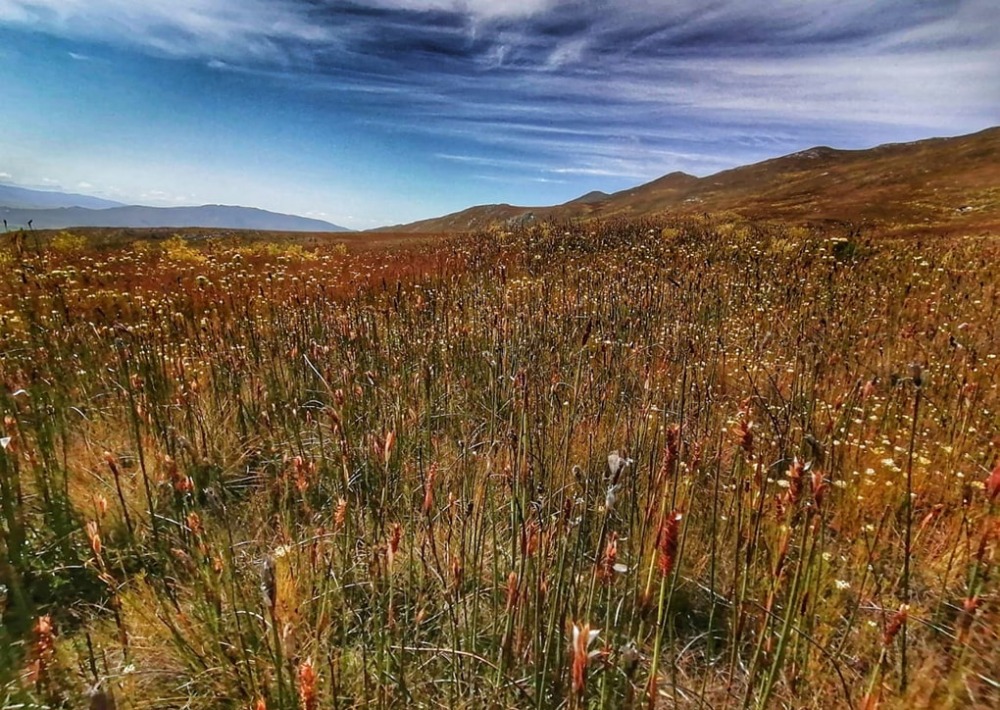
[13,227,445,253]
[1,218,998,708]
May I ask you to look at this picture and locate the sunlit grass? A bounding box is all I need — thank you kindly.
[0,218,997,708]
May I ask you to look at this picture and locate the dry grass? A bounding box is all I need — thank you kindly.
[0,217,998,709]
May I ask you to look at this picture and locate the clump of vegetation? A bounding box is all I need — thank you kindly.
[236,241,319,261]
[162,234,206,263]
[49,231,87,253]
[0,219,997,708]
[130,239,153,256]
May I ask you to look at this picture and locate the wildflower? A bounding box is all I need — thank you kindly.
[298,659,317,710]
[291,456,312,493]
[505,571,519,611]
[570,623,601,695]
[882,604,908,646]
[986,461,1000,502]
[785,457,805,507]
[261,556,277,614]
[375,430,395,466]
[422,464,437,515]
[954,596,980,645]
[334,497,348,529]
[598,532,618,582]
[656,511,683,577]
[658,424,681,481]
[735,416,754,457]
[165,455,194,494]
[27,615,55,686]
[811,469,827,510]
[387,523,402,568]
[83,520,102,558]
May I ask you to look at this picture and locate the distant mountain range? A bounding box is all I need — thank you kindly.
[379,126,1000,234]
[0,185,349,232]
[0,183,125,210]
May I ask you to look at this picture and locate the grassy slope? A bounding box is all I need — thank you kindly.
[382,126,1000,234]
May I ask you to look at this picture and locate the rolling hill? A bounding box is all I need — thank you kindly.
[379,126,1000,234]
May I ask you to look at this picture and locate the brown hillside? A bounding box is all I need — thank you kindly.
[380,126,1000,234]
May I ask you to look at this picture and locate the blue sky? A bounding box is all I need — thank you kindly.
[0,1,997,229]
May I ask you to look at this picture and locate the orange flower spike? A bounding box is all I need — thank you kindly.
[384,430,396,466]
[297,659,317,710]
[986,461,1000,502]
[656,511,683,577]
[334,497,348,529]
[882,604,909,646]
[570,623,600,696]
[387,522,402,569]
[422,464,437,515]
[85,520,102,557]
[599,532,618,583]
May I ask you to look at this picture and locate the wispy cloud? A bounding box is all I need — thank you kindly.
[0,0,332,61]
[140,188,196,205]
[3,1,994,127]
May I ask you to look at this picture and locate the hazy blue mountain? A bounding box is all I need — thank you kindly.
[0,183,125,210]
[0,204,349,232]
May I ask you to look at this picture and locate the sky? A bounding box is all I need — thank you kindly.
[0,1,997,229]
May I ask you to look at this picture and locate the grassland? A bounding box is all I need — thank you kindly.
[0,218,998,708]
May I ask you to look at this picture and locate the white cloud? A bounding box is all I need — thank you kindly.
[0,0,332,60]
[369,0,559,19]
[544,37,588,70]
[0,171,12,181]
